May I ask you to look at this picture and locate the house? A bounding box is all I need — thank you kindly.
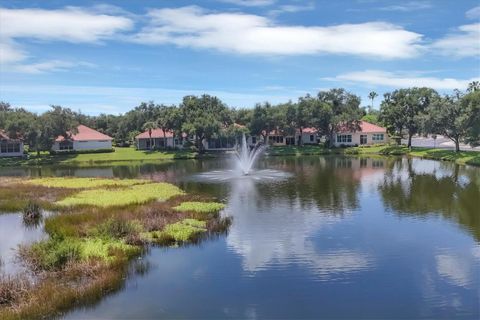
[0,131,24,157]
[333,121,388,147]
[136,129,182,150]
[263,127,320,146]
[52,125,113,152]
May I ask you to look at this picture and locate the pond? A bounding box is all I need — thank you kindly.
[1,155,479,319]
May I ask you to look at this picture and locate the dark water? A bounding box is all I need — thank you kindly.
[1,156,479,319]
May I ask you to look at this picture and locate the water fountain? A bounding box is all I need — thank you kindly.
[190,134,291,182]
[235,134,265,175]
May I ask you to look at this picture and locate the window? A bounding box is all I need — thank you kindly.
[269,135,284,143]
[59,141,73,151]
[372,134,384,141]
[310,135,314,142]
[0,143,6,153]
[336,134,352,143]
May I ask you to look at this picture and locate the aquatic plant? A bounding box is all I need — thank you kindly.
[173,201,225,213]
[56,183,185,207]
[19,238,81,272]
[22,201,42,226]
[25,177,149,189]
[163,219,207,242]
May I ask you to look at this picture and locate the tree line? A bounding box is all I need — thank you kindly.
[1,83,479,153]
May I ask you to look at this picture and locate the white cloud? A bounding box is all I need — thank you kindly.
[378,1,432,12]
[0,6,133,72]
[325,70,479,90]
[0,7,133,43]
[132,6,423,59]
[219,0,276,6]
[5,60,96,74]
[466,6,480,19]
[268,2,315,16]
[431,23,480,58]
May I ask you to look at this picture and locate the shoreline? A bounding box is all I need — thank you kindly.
[0,145,479,168]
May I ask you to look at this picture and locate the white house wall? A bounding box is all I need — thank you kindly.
[73,140,112,151]
[333,132,387,147]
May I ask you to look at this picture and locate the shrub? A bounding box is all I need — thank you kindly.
[22,201,42,226]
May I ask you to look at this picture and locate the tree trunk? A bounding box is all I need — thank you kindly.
[163,129,167,149]
[454,139,460,153]
[298,129,303,146]
[407,133,413,148]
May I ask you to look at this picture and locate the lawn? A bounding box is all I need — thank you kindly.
[0,147,198,167]
[345,144,480,166]
[268,145,337,156]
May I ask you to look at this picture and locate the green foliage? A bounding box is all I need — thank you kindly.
[79,238,139,261]
[173,201,225,213]
[56,182,184,207]
[24,238,81,271]
[163,219,207,242]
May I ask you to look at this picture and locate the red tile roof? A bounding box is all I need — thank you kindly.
[136,129,174,139]
[0,130,21,141]
[299,127,317,134]
[337,121,386,133]
[56,125,113,142]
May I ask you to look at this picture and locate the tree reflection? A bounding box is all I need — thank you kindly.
[379,158,480,241]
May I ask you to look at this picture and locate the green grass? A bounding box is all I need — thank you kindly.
[0,147,198,167]
[56,182,185,207]
[79,238,139,261]
[173,201,225,213]
[142,219,207,243]
[25,177,149,189]
[267,145,335,156]
[409,147,480,166]
[344,144,479,166]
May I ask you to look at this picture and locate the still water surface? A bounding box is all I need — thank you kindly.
[1,156,479,319]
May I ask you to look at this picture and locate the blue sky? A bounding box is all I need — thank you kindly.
[0,0,479,115]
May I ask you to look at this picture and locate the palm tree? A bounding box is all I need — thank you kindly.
[142,121,157,150]
[468,81,480,92]
[368,91,378,109]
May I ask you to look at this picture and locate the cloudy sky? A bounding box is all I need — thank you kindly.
[0,0,479,115]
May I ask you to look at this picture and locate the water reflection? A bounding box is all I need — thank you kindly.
[0,212,48,275]
[379,158,480,240]
[1,156,479,319]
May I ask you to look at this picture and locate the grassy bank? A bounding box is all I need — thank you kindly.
[0,147,198,167]
[266,145,340,156]
[0,177,230,319]
[345,144,480,166]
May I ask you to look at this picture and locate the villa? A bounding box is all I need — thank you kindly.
[0,131,24,157]
[136,129,182,150]
[264,127,320,146]
[333,121,388,147]
[52,125,113,152]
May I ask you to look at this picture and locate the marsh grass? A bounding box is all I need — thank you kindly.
[0,181,75,213]
[25,177,149,189]
[173,201,225,213]
[0,177,230,319]
[22,201,42,227]
[56,183,185,207]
